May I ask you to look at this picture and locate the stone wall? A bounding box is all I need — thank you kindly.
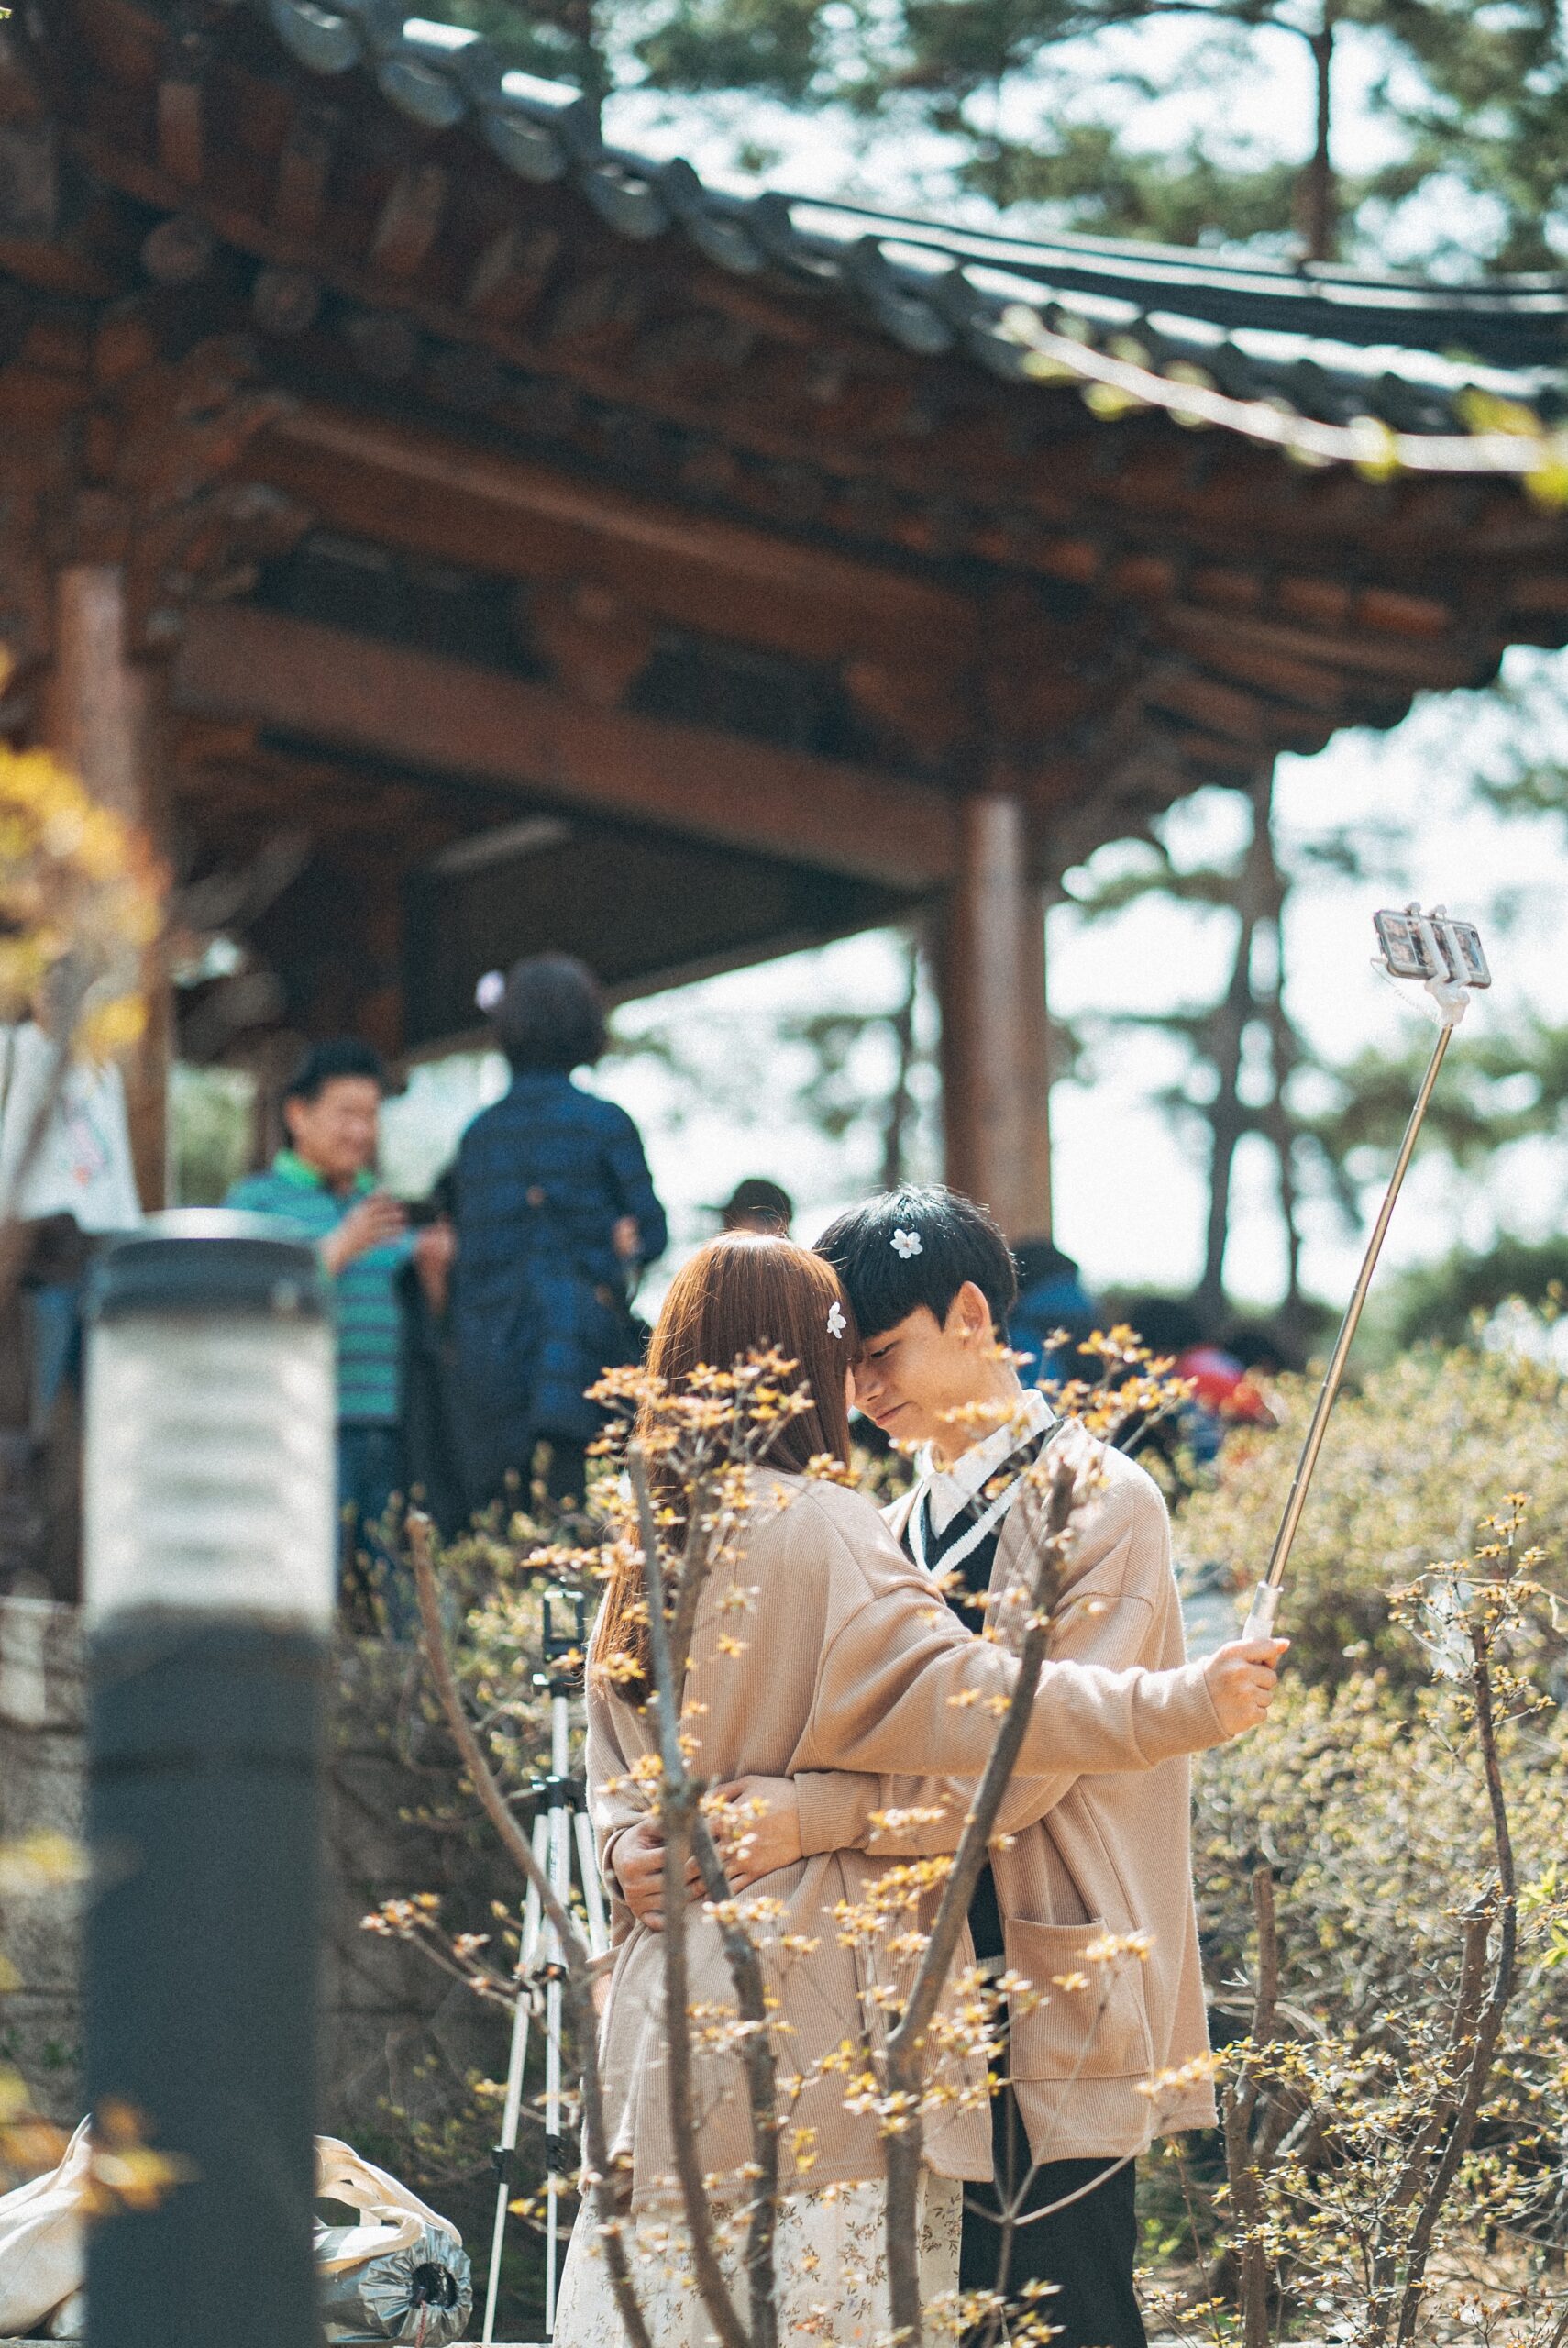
[0,1600,520,2303]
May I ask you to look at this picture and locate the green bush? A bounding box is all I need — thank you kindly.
[1173,1517,1568,2341]
[1171,1337,1568,1684]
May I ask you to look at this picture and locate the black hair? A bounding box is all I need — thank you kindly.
[814,1185,1018,1345]
[491,953,607,1072]
[1110,1294,1206,1354]
[1013,1236,1080,1290]
[282,1037,390,1105]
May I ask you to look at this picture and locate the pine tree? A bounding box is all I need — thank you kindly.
[617,0,1564,270]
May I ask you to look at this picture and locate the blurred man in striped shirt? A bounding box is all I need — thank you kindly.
[227,1039,424,1631]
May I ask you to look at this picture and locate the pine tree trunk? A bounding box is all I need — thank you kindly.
[880,935,922,1191]
[1194,774,1274,1324]
[1302,13,1337,263]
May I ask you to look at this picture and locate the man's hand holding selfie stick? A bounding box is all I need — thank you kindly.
[1241,903,1490,1644]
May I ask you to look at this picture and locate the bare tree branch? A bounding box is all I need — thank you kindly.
[881,1435,1086,2345]
[1222,1866,1279,2348]
[1391,1609,1519,2346]
[632,1449,777,2348]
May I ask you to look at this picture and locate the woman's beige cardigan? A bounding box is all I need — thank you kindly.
[586,1469,1224,2209]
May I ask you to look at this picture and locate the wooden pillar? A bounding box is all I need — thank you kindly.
[938,792,1052,1243]
[42,564,171,1211]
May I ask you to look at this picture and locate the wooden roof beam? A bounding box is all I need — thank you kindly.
[251,404,978,673]
[1143,662,1335,755]
[1157,603,1493,692]
[1146,615,1412,722]
[172,604,959,892]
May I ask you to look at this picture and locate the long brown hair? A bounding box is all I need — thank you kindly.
[591,1235,856,1693]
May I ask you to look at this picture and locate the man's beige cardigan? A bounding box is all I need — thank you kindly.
[586,1467,1223,2209]
[790,1438,1221,2165]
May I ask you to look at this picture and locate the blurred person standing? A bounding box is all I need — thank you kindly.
[0,997,142,1599]
[1010,1234,1099,1388]
[455,954,666,1512]
[715,1175,793,1236]
[397,1170,469,1539]
[226,1038,436,1629]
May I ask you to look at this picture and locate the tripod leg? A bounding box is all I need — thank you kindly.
[573,1806,610,1960]
[481,1813,549,2347]
[545,1694,573,2336]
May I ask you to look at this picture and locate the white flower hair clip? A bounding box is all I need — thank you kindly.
[890,1227,922,1260]
[475,969,506,1013]
[827,1301,846,1340]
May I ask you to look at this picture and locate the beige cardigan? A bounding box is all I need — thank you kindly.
[792,1439,1220,2162]
[587,1467,1223,2208]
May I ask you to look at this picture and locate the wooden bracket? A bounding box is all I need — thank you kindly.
[0,120,58,240]
[271,100,338,241]
[526,579,657,708]
[842,656,970,768]
[157,18,213,189]
[465,224,561,326]
[369,162,447,280]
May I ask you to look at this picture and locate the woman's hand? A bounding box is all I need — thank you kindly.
[1202,1637,1289,1736]
[707,1778,803,1890]
[612,1780,804,1930]
[612,1815,698,1932]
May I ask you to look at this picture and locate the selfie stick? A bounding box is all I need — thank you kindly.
[1242,906,1488,1645]
[480,1595,608,2345]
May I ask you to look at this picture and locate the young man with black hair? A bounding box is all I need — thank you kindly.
[812,1184,1275,2347]
[613,1183,1285,2348]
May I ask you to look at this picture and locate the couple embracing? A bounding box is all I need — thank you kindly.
[555,1187,1286,2347]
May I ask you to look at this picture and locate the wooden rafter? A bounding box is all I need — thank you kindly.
[248,404,977,671]
[172,604,960,890]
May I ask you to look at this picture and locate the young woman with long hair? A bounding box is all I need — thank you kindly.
[553,1233,1257,2346]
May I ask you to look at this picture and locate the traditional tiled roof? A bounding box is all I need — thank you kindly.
[260,0,1568,429]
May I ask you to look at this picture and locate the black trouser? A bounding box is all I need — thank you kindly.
[959,2078,1147,2348]
[536,1434,590,1509]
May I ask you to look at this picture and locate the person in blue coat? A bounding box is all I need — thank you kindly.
[454,954,667,1512]
[1010,1235,1099,1389]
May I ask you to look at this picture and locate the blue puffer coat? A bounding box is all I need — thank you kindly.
[453,1072,667,1495]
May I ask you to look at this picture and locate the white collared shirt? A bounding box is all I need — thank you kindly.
[920,1385,1054,1536]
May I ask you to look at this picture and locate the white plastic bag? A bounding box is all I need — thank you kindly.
[0,2127,469,2343]
[315,2137,472,2344]
[0,2116,92,2336]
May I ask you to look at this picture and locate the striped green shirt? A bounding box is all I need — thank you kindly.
[226,1151,405,1425]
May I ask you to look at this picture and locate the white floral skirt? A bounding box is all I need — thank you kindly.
[554,2169,963,2345]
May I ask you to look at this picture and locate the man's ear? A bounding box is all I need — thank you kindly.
[949,1280,995,1346]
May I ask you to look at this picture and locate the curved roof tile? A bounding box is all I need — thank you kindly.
[252,0,1568,429]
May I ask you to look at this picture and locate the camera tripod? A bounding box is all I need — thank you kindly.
[480,1594,610,2345]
